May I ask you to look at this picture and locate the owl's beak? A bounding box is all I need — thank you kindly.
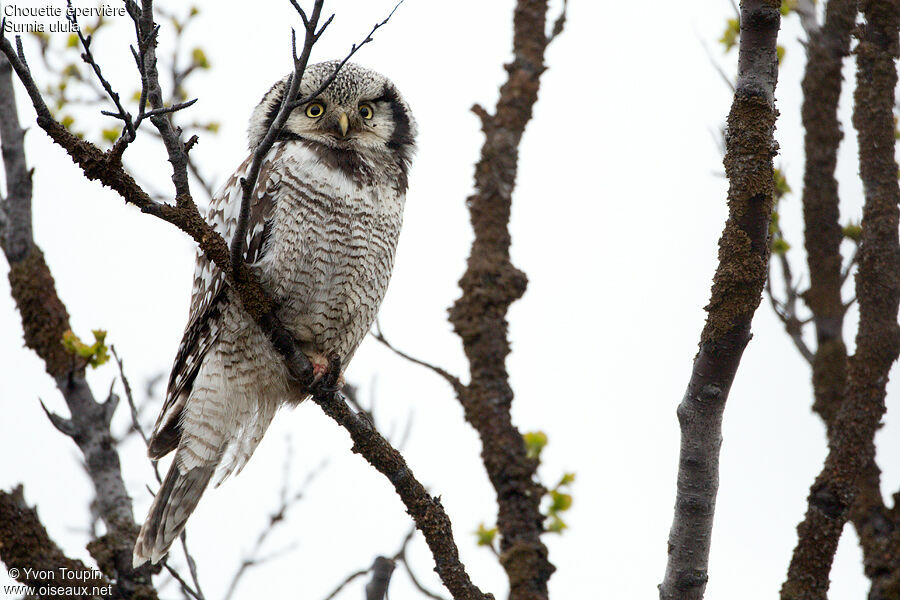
[337,112,349,137]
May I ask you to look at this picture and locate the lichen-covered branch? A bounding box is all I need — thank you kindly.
[659,2,781,599]
[0,486,112,599]
[445,1,561,599]
[792,0,900,595]
[781,1,900,597]
[799,0,856,428]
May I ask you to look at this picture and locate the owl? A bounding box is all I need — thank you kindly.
[133,61,416,567]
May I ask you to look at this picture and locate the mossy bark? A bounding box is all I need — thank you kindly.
[781,0,900,597]
[660,2,782,599]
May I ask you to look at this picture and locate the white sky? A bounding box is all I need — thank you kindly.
[1,0,898,599]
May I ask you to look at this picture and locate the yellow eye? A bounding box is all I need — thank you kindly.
[305,102,325,118]
[358,103,374,120]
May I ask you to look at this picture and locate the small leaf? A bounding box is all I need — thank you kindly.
[89,330,110,367]
[550,490,573,513]
[474,523,497,547]
[719,19,740,52]
[773,168,792,198]
[61,329,110,368]
[772,238,791,255]
[776,45,786,64]
[191,47,210,69]
[523,431,548,460]
[101,128,120,143]
[769,211,780,235]
[60,115,75,129]
[557,472,575,487]
[546,516,567,534]
[66,33,79,48]
[842,223,862,242]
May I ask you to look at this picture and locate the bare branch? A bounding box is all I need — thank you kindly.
[0,486,112,597]
[841,244,858,284]
[393,527,449,600]
[781,0,900,596]
[446,1,564,597]
[365,556,396,600]
[373,322,465,394]
[660,2,782,598]
[323,569,370,600]
[164,562,203,600]
[546,0,568,44]
[765,249,814,364]
[178,531,206,600]
[794,0,820,38]
[66,0,136,142]
[0,54,32,263]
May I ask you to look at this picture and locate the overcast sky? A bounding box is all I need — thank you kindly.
[2,0,898,598]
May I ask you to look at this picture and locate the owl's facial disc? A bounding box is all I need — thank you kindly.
[284,96,396,151]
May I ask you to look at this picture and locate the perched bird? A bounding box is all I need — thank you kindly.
[133,61,416,566]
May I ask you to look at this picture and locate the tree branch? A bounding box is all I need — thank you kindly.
[373,323,465,395]
[798,0,856,425]
[659,2,782,598]
[0,486,112,599]
[781,0,900,597]
[444,2,563,599]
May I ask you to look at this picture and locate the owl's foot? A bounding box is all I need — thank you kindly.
[310,353,343,397]
[311,355,330,379]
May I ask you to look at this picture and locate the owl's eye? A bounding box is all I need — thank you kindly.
[305,102,325,118]
[358,103,374,120]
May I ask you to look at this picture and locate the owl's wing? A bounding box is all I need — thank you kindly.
[147,150,282,459]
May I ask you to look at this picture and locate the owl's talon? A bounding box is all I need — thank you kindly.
[311,354,342,396]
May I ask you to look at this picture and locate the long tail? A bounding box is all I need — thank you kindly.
[133,459,215,567]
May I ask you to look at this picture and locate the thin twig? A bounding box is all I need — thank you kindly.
[393,527,449,600]
[164,563,203,600]
[66,0,136,141]
[765,250,815,364]
[323,569,370,600]
[373,322,465,394]
[546,0,568,44]
[179,530,206,600]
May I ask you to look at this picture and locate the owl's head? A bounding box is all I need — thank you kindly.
[248,61,417,176]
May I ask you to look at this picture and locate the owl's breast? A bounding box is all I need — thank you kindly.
[258,152,404,361]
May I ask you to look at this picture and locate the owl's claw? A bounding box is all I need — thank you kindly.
[311,353,342,397]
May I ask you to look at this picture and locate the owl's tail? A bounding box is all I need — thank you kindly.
[133,460,214,567]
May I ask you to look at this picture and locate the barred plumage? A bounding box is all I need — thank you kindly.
[134,61,416,566]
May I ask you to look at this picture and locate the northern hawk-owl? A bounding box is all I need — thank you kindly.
[133,61,416,566]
